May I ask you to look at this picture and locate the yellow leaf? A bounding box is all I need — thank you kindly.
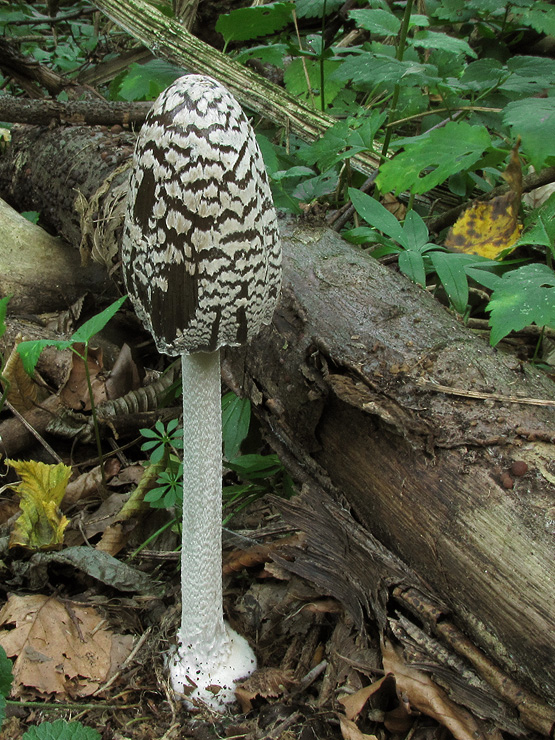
[445,140,523,259]
[7,459,71,550]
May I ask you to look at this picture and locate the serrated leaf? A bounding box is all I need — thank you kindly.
[115,59,184,101]
[349,9,401,36]
[331,52,411,87]
[295,0,344,18]
[520,4,555,35]
[377,121,492,195]
[486,263,555,345]
[300,121,363,170]
[22,718,101,740]
[459,58,506,92]
[504,98,555,171]
[216,2,293,44]
[283,57,343,109]
[71,296,126,343]
[7,460,71,551]
[236,43,288,67]
[517,193,555,249]
[411,30,477,58]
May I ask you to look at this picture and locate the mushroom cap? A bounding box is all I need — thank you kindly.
[122,75,281,356]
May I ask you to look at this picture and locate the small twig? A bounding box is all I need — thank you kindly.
[327,172,378,231]
[292,659,328,694]
[257,710,302,740]
[417,378,555,407]
[5,400,63,462]
[92,627,153,696]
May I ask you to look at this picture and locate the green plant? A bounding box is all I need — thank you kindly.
[0,294,12,416]
[17,296,127,486]
[138,393,292,518]
[347,187,481,314]
[0,645,100,739]
[140,418,183,509]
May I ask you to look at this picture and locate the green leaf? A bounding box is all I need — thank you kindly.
[226,454,282,479]
[410,30,477,57]
[112,59,184,101]
[21,211,39,224]
[22,719,101,740]
[236,43,288,67]
[0,295,11,341]
[486,264,555,345]
[255,134,281,176]
[295,0,344,18]
[399,210,430,251]
[348,188,404,243]
[465,266,503,292]
[520,3,555,35]
[349,9,401,36]
[17,339,73,376]
[516,193,555,254]
[377,121,492,195]
[331,51,410,87]
[458,58,506,92]
[429,251,469,313]
[222,393,251,460]
[71,296,127,344]
[0,645,13,698]
[398,249,426,287]
[503,98,555,171]
[283,58,343,109]
[216,2,293,44]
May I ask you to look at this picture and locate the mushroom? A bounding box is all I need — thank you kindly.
[121,75,281,708]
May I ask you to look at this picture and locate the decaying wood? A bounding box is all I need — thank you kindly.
[1,124,555,736]
[0,96,152,127]
[0,198,108,313]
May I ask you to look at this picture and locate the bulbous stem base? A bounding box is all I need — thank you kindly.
[169,622,256,709]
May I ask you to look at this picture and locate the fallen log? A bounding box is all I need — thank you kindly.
[1,123,554,735]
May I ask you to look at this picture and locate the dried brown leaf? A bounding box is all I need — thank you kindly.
[104,343,141,400]
[381,637,486,740]
[0,593,133,699]
[60,344,106,410]
[339,675,389,720]
[339,716,379,740]
[235,667,295,712]
[63,458,120,508]
[2,342,44,412]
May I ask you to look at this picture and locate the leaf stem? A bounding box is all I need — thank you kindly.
[380,0,415,163]
[74,344,107,491]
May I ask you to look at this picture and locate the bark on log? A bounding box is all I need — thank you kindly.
[1,124,555,735]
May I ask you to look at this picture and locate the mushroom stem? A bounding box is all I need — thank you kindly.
[170,350,256,708]
[180,350,224,651]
